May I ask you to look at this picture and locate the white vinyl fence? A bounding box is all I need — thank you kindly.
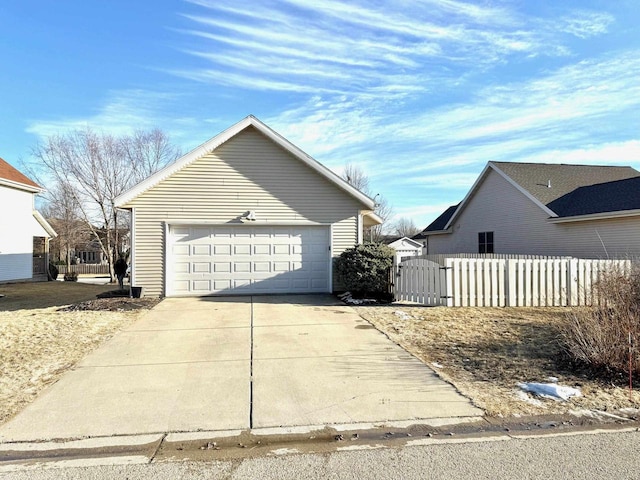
[395,257,631,307]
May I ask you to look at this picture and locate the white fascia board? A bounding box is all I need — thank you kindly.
[115,115,376,210]
[548,208,640,224]
[442,163,492,230]
[443,162,557,230]
[0,178,42,194]
[489,162,557,218]
[389,237,423,248]
[361,210,384,225]
[423,228,452,236]
[33,210,57,237]
[166,219,332,226]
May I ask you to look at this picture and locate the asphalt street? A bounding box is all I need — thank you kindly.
[2,429,639,479]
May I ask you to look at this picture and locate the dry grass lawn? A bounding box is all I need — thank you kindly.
[0,281,158,425]
[355,305,640,417]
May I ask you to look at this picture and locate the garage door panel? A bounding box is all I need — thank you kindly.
[253,262,271,272]
[193,280,211,292]
[214,244,231,255]
[234,262,251,273]
[214,280,231,290]
[214,262,232,272]
[174,262,190,273]
[192,263,211,273]
[168,225,330,296]
[234,244,251,255]
[173,244,190,256]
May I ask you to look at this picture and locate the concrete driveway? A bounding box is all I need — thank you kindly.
[0,296,481,442]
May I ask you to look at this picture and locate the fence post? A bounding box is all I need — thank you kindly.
[446,258,454,307]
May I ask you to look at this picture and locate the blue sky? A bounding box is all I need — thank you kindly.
[1,0,639,229]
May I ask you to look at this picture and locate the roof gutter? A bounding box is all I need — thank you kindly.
[0,178,43,194]
[422,228,452,236]
[548,208,640,224]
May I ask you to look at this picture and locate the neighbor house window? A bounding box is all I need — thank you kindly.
[478,232,494,254]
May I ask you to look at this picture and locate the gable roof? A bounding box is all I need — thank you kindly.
[385,236,423,248]
[115,115,376,210]
[491,162,640,215]
[0,157,42,192]
[423,162,640,234]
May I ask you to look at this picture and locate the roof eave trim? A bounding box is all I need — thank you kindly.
[33,210,57,237]
[488,163,558,217]
[442,164,492,229]
[0,178,43,193]
[392,237,423,247]
[361,210,384,225]
[548,209,640,224]
[423,228,452,236]
[115,115,375,209]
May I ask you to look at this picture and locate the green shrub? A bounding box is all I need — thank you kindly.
[64,272,78,282]
[560,265,640,376]
[335,243,394,299]
[48,262,59,281]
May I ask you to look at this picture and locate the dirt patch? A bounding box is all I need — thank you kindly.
[354,305,640,417]
[0,286,161,425]
[0,281,113,311]
[59,297,161,312]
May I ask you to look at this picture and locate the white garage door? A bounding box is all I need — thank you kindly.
[167,225,331,296]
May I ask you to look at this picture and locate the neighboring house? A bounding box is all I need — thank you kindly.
[49,220,131,265]
[383,236,423,263]
[0,158,56,283]
[115,115,382,297]
[416,161,640,259]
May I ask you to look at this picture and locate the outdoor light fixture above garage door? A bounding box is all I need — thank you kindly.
[241,211,257,222]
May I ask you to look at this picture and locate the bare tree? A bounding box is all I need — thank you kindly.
[393,217,421,238]
[33,128,180,281]
[341,163,370,194]
[122,128,182,183]
[43,182,89,269]
[340,164,393,243]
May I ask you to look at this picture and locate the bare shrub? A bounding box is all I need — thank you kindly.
[560,265,640,375]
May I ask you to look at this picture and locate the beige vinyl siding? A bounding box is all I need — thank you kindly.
[126,127,364,296]
[427,169,640,259]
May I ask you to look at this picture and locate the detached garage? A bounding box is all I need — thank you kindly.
[115,115,381,297]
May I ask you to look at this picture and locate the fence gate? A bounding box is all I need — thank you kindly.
[394,258,447,306]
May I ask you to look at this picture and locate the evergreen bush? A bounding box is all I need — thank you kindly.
[335,243,394,300]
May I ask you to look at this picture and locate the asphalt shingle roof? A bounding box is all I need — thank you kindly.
[492,162,640,216]
[0,157,41,189]
[419,162,640,234]
[415,204,459,237]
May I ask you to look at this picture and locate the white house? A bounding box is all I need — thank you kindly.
[0,158,56,283]
[115,116,382,297]
[415,161,640,259]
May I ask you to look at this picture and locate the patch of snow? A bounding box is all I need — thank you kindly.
[547,376,558,383]
[517,382,582,401]
[393,310,411,319]
[269,448,300,456]
[339,292,378,305]
[619,408,640,415]
[515,389,545,407]
[431,362,444,369]
[570,409,632,421]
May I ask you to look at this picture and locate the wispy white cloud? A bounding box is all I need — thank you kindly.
[556,10,615,39]
[26,90,200,143]
[175,0,600,102]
